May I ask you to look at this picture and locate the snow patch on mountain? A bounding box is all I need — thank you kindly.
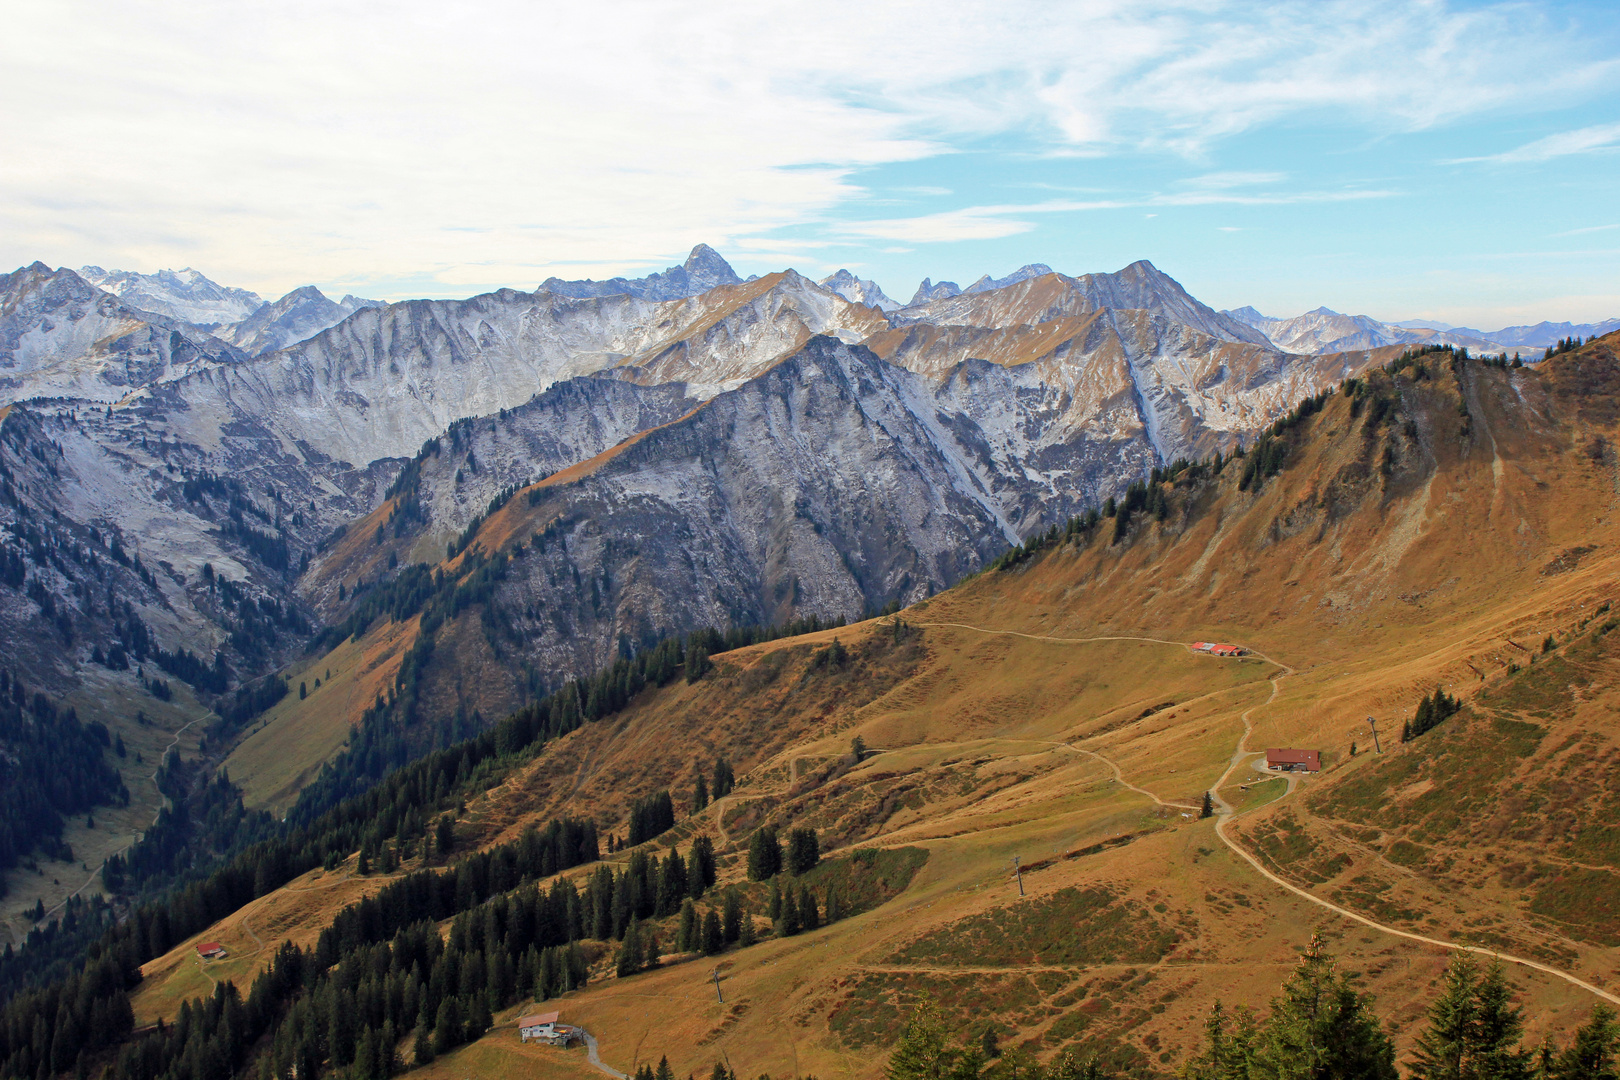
[224,286,382,356]
[78,265,263,329]
[818,269,900,311]
[1,263,246,403]
[965,264,1055,294]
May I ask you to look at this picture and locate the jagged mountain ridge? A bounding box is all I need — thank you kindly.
[1226,304,1518,355]
[223,286,383,357]
[906,262,1271,347]
[77,265,264,329]
[538,243,744,301]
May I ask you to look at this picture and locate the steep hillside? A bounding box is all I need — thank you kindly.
[116,337,1620,1080]
[246,330,1392,805]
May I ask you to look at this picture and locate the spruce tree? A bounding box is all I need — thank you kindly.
[678,899,698,953]
[780,888,801,937]
[1409,953,1478,1080]
[432,999,461,1056]
[799,887,820,931]
[722,889,743,944]
[885,1001,966,1080]
[701,910,723,955]
[1254,935,1396,1080]
[748,826,781,880]
[787,827,820,874]
[1472,959,1531,1080]
[1201,791,1215,819]
[712,758,734,798]
[617,915,644,976]
[1553,1005,1617,1080]
[690,834,717,895]
[1181,1001,1258,1080]
[694,774,710,811]
[643,923,661,969]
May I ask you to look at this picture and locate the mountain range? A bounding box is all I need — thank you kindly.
[31,328,1620,1080]
[3,238,1620,1077]
[0,247,1464,731]
[0,243,1610,845]
[1226,305,1618,354]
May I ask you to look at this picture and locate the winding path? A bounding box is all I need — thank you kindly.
[916,620,1620,1007]
[34,711,215,928]
[584,1031,627,1079]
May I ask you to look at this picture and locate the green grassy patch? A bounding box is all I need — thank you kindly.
[800,846,930,918]
[1308,713,1544,841]
[827,971,1046,1048]
[1385,839,1429,867]
[1529,867,1620,945]
[889,886,1179,967]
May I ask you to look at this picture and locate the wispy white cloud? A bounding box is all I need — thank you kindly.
[838,186,1396,242]
[1554,223,1620,237]
[0,0,1612,296]
[1449,122,1620,164]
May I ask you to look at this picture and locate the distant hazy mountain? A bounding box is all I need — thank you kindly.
[1225,305,1510,354]
[965,264,1055,295]
[818,269,900,311]
[224,286,382,356]
[539,243,743,301]
[905,264,1057,307]
[1390,318,1457,331]
[909,278,963,305]
[1439,318,1620,350]
[78,265,263,329]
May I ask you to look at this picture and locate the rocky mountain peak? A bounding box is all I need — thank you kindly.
[909,278,963,306]
[76,265,263,328]
[539,244,742,302]
[818,269,900,311]
[964,264,1056,294]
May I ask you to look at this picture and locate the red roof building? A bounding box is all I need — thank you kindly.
[1265,748,1320,772]
[1192,642,1247,657]
[196,942,227,959]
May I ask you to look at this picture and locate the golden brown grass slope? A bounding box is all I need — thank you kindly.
[163,338,1620,1078]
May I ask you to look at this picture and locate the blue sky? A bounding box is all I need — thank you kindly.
[4,0,1620,328]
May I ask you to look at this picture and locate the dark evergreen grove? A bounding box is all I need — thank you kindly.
[0,671,127,882]
[626,791,675,846]
[1402,687,1462,743]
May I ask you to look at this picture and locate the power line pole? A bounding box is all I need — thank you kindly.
[712,967,724,1004]
[1013,855,1024,896]
[1366,716,1382,753]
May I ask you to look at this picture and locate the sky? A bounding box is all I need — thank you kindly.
[4,0,1620,329]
